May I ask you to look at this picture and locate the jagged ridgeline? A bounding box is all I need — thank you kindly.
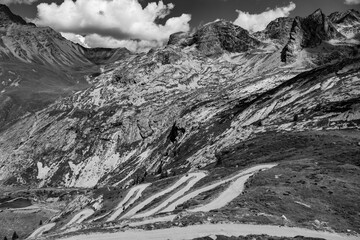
[0,5,359,240]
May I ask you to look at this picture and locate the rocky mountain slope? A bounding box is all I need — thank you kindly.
[0,4,130,67]
[0,7,359,240]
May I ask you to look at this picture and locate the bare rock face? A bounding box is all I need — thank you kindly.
[168,20,261,56]
[281,9,344,63]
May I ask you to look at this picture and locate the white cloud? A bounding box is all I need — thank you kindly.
[32,0,191,47]
[233,2,296,32]
[60,32,90,48]
[344,0,360,4]
[61,32,161,52]
[0,0,38,5]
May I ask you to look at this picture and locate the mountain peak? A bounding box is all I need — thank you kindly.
[307,8,327,22]
[168,20,260,56]
[261,17,294,44]
[312,8,324,15]
[281,9,344,63]
[0,4,28,25]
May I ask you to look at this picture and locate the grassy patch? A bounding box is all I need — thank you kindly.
[217,130,360,233]
[0,209,55,239]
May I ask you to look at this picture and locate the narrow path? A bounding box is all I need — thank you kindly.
[188,173,253,212]
[27,223,56,239]
[58,223,359,240]
[107,183,151,222]
[122,172,206,219]
[127,172,207,219]
[161,164,276,213]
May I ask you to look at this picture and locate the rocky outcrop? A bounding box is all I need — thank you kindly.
[281,9,344,62]
[168,20,261,56]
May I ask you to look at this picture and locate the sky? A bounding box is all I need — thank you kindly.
[2,0,360,51]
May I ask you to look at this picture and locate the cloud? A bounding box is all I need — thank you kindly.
[32,0,191,49]
[60,33,90,48]
[0,0,38,5]
[61,32,161,52]
[344,0,360,4]
[233,2,296,32]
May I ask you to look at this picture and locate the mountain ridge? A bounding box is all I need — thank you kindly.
[253,17,294,46]
[0,4,132,129]
[281,9,345,62]
[0,4,29,26]
[168,19,261,56]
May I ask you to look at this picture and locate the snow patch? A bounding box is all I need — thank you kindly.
[36,162,50,180]
[295,201,311,208]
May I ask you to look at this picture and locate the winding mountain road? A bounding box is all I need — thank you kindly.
[27,223,56,239]
[121,172,206,219]
[103,164,276,222]
[161,164,276,213]
[63,208,95,229]
[188,173,253,212]
[58,223,359,240]
[107,183,151,222]
[42,163,360,240]
[128,172,207,219]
